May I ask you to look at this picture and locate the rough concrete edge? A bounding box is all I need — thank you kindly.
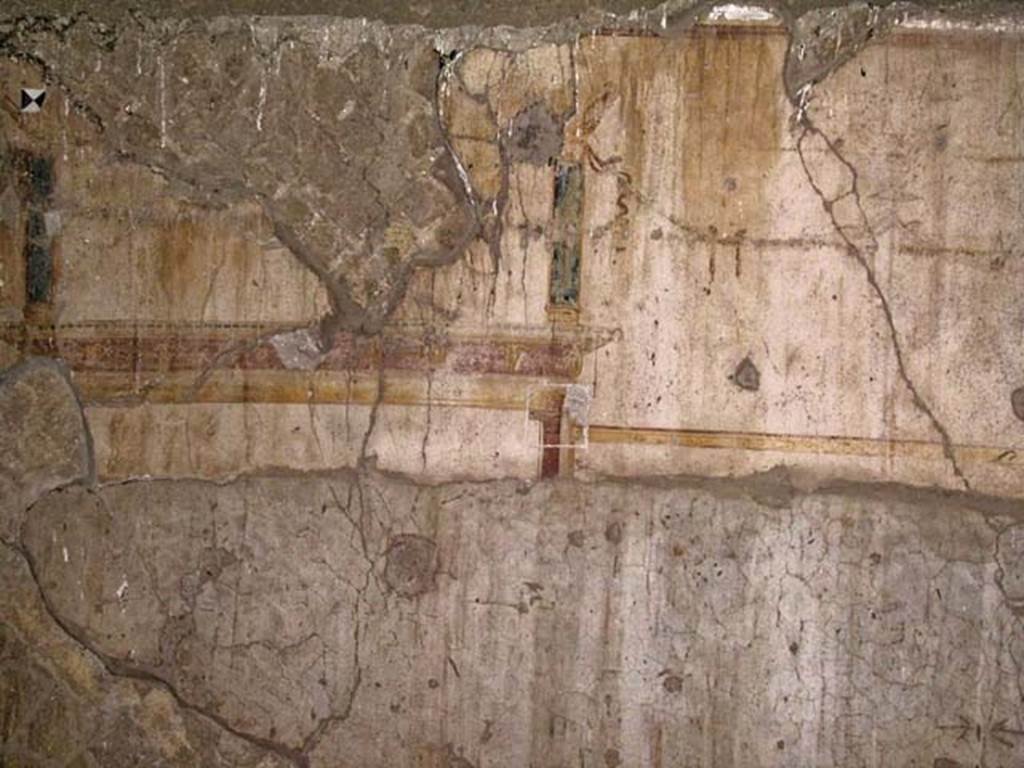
[2,0,1023,29]
[82,462,1024,523]
[3,1,1023,58]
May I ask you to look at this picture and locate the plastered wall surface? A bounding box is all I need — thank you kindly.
[1,11,1021,494]
[1,2,1023,767]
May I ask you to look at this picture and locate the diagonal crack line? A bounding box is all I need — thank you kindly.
[299,602,363,756]
[794,118,970,490]
[1,536,309,768]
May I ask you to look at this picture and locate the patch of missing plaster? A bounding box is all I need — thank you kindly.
[443,744,477,768]
[269,327,324,371]
[662,673,684,693]
[783,2,899,100]
[383,533,437,598]
[707,4,777,22]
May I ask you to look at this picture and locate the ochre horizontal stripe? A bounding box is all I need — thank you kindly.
[580,425,1021,466]
[74,369,569,414]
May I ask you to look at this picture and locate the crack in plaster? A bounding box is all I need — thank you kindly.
[2,467,382,767]
[793,116,971,490]
[3,10,1024,765]
[0,534,313,767]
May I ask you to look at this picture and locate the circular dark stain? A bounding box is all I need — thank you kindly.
[788,641,799,655]
[604,748,621,768]
[383,534,437,598]
[662,674,683,693]
[567,529,585,548]
[1011,386,1024,423]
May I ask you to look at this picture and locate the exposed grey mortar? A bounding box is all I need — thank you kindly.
[7,465,1024,763]
[1,535,312,768]
[0,356,97,486]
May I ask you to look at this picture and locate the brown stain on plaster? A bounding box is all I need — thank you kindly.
[104,409,144,476]
[679,27,783,234]
[574,28,784,302]
[581,27,784,229]
[156,215,206,316]
[154,211,256,321]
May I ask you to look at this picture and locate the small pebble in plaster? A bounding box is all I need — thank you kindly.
[730,356,761,391]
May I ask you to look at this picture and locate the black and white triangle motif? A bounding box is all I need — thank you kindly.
[20,88,46,113]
